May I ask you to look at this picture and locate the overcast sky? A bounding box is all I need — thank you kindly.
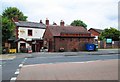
[0,0,119,29]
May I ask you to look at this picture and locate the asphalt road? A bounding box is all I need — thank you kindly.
[1,53,119,81]
[2,58,24,80]
[24,54,118,65]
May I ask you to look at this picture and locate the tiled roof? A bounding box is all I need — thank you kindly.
[48,25,91,36]
[15,21,46,29]
[89,28,103,33]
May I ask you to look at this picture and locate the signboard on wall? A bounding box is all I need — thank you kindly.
[106,38,112,44]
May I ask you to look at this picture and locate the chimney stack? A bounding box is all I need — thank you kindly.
[40,20,43,24]
[46,18,49,26]
[60,20,64,26]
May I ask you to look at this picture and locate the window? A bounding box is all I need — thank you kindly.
[28,29,32,36]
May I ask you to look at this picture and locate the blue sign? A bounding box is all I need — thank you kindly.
[106,38,112,43]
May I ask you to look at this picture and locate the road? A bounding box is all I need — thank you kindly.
[17,59,118,80]
[24,54,118,65]
[1,52,119,81]
[2,59,24,80]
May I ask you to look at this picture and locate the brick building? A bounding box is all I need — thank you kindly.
[88,28,103,40]
[43,19,95,52]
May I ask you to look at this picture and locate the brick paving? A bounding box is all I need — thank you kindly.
[16,59,118,80]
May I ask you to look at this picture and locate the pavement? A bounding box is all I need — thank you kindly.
[16,59,118,80]
[0,54,16,60]
[0,49,119,60]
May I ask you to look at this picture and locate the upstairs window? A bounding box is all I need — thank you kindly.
[28,29,32,36]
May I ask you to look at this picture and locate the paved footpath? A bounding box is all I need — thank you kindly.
[16,59,118,80]
[5,49,119,59]
[0,55,16,60]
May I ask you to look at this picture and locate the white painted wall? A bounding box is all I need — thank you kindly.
[18,27,45,40]
[18,41,30,52]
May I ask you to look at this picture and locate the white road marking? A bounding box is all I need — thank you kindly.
[69,60,102,64]
[19,64,23,67]
[11,58,27,81]
[10,77,17,80]
[21,58,27,64]
[23,60,103,68]
[71,62,86,63]
[23,64,40,67]
[15,69,19,75]
[15,71,19,75]
[100,54,118,56]
[85,61,95,63]
[37,56,64,59]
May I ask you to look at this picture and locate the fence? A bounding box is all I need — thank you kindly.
[98,41,120,49]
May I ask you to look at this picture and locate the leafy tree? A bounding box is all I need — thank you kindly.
[2,17,14,42]
[2,7,27,42]
[2,7,27,21]
[70,20,87,29]
[0,15,2,54]
[99,27,120,41]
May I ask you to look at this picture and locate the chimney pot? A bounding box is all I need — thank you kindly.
[40,20,43,24]
[60,20,64,26]
[46,18,49,26]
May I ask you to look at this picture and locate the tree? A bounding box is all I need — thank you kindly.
[2,7,27,42]
[70,20,87,29]
[0,15,2,54]
[2,17,14,42]
[99,27,120,41]
[2,7,27,21]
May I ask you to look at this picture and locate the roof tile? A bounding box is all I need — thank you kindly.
[15,21,46,29]
[48,25,90,36]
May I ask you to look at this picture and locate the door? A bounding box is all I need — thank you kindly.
[32,44,35,52]
[48,40,52,52]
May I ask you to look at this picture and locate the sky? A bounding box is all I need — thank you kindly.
[0,0,119,30]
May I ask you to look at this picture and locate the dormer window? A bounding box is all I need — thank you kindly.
[28,29,32,36]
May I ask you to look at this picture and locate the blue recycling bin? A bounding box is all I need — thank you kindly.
[86,43,95,51]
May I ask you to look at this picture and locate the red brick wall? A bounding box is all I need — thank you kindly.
[54,37,94,52]
[43,27,53,41]
[89,29,100,36]
[44,28,95,52]
[43,27,54,51]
